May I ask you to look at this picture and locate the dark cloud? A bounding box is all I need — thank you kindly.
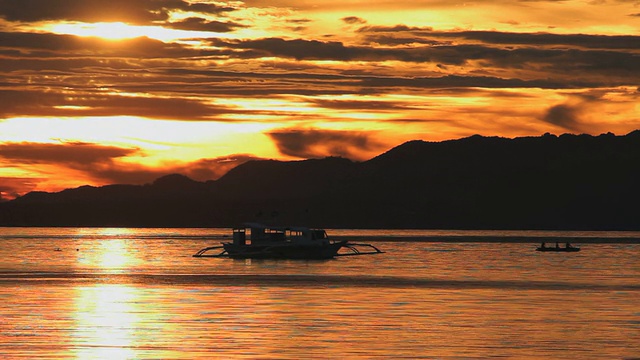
[174,155,265,181]
[0,141,264,192]
[209,37,640,86]
[363,34,445,46]
[0,141,138,165]
[212,38,361,61]
[287,18,313,24]
[167,17,245,32]
[0,177,39,200]
[212,36,457,62]
[425,30,640,50]
[357,24,432,32]
[0,56,154,74]
[2,28,639,111]
[309,98,419,111]
[542,103,584,131]
[0,0,169,23]
[342,16,366,25]
[0,89,234,120]
[0,25,638,125]
[268,128,385,160]
[74,154,264,185]
[186,2,236,14]
[155,67,593,92]
[0,31,199,58]
[0,0,236,24]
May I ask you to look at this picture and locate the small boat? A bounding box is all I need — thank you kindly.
[193,223,384,259]
[536,243,581,252]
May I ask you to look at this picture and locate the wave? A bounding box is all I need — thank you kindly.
[1,272,638,291]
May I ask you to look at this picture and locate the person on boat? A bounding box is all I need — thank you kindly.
[566,242,573,249]
[555,242,559,249]
[540,242,546,248]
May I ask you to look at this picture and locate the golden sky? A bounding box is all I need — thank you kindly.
[1,0,640,199]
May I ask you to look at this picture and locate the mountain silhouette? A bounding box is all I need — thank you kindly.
[2,131,640,229]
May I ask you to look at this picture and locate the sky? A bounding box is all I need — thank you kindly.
[1,0,640,200]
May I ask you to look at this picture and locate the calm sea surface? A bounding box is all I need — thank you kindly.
[1,227,639,359]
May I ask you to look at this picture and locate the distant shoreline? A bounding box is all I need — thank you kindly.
[334,236,640,244]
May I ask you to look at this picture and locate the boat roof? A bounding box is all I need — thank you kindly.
[238,222,321,232]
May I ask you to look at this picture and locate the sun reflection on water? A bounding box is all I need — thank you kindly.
[75,228,141,273]
[96,239,136,271]
[72,285,141,359]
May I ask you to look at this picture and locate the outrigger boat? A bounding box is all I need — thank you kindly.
[193,223,384,259]
[536,242,581,252]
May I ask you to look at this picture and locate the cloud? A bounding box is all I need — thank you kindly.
[170,155,265,181]
[212,38,362,61]
[0,89,236,120]
[287,18,313,24]
[342,16,367,25]
[0,0,236,24]
[543,104,583,131]
[210,36,640,82]
[309,98,419,111]
[0,177,39,201]
[3,28,640,116]
[0,141,265,196]
[0,141,139,165]
[267,128,386,160]
[0,0,168,23]
[357,24,432,33]
[363,34,445,46]
[422,30,640,50]
[167,17,245,32]
[71,154,264,186]
[0,31,200,58]
[541,97,596,131]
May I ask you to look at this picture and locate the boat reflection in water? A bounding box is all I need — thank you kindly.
[536,242,581,252]
[193,223,384,259]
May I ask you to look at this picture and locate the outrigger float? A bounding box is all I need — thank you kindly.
[193,223,384,260]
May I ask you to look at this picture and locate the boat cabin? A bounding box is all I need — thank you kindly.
[232,223,329,246]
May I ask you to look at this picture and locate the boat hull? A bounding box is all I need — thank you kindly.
[222,241,347,259]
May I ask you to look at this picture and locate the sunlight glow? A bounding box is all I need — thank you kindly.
[46,22,214,41]
[73,285,140,359]
[0,116,278,161]
[97,239,138,271]
[70,228,142,272]
[217,98,317,113]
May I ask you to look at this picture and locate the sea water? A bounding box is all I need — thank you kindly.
[0,227,639,359]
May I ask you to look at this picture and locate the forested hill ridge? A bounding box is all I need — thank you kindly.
[2,131,640,230]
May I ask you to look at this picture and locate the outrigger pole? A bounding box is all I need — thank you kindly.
[334,243,385,257]
[192,243,384,258]
[193,245,227,258]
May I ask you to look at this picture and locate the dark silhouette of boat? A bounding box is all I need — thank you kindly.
[193,223,384,259]
[536,242,581,252]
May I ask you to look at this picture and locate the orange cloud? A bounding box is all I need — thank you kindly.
[0,140,265,197]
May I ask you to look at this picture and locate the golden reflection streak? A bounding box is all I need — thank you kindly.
[74,228,141,273]
[72,285,141,359]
